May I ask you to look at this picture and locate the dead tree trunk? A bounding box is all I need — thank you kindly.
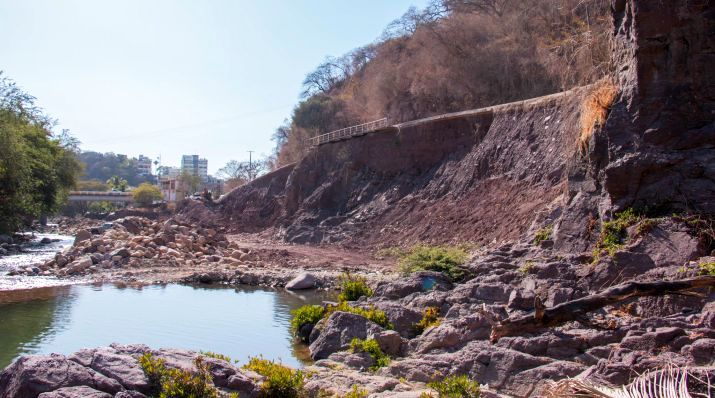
[491,276,715,341]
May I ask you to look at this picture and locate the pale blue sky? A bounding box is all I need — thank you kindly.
[0,0,428,174]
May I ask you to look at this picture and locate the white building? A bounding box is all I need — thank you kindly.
[181,155,208,181]
[136,155,153,176]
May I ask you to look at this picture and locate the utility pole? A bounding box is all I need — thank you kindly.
[247,150,255,181]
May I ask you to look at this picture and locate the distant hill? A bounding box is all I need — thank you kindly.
[78,151,153,187]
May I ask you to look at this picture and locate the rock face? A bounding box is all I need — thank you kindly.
[309,312,385,360]
[0,345,259,398]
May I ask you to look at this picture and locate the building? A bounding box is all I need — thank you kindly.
[157,166,180,178]
[159,177,179,202]
[181,155,208,181]
[136,155,153,176]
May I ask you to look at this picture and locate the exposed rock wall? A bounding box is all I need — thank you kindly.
[205,0,714,252]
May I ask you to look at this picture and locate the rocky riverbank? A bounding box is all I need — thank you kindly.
[1,212,713,397]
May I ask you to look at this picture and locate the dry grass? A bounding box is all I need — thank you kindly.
[544,365,714,398]
[579,79,618,154]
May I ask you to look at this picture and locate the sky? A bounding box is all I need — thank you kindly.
[0,0,429,174]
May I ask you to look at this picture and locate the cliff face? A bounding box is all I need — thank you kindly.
[213,0,714,250]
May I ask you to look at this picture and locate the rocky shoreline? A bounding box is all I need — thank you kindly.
[1,212,714,397]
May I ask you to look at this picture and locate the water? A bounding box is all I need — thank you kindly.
[0,233,75,290]
[0,283,333,369]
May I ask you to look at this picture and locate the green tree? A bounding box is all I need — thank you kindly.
[0,72,82,234]
[132,183,162,207]
[106,175,128,192]
[76,179,108,191]
[178,171,201,197]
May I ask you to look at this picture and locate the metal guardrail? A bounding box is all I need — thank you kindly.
[69,191,132,196]
[308,118,389,146]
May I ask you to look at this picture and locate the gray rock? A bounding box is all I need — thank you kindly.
[69,348,150,392]
[37,386,112,398]
[110,248,131,259]
[309,311,384,360]
[74,230,91,245]
[66,257,93,275]
[285,272,318,290]
[0,354,123,398]
[370,330,404,356]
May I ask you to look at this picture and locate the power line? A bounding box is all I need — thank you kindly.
[83,103,293,145]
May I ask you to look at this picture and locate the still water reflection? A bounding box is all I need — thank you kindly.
[0,284,333,369]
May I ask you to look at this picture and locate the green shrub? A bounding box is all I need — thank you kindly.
[593,209,642,262]
[415,307,442,334]
[518,260,534,274]
[199,351,233,363]
[699,261,715,276]
[139,353,222,398]
[338,273,373,302]
[343,385,369,398]
[428,375,480,398]
[399,245,470,281]
[290,305,325,334]
[533,225,553,245]
[244,356,305,398]
[349,338,390,371]
[325,302,393,329]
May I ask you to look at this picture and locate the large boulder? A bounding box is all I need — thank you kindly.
[0,354,123,398]
[37,386,112,398]
[285,273,318,290]
[73,230,91,246]
[69,348,150,392]
[309,312,384,360]
[66,257,93,275]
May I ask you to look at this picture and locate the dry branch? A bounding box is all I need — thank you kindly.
[491,276,715,341]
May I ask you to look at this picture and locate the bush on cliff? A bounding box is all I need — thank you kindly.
[244,356,305,398]
[399,245,470,281]
[414,307,442,334]
[338,273,374,302]
[290,305,325,334]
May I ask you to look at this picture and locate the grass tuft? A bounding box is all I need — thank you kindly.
[244,356,305,398]
[425,375,480,398]
[579,79,618,154]
[290,305,325,334]
[415,307,442,334]
[139,352,225,398]
[338,272,373,302]
[399,245,470,281]
[533,225,553,245]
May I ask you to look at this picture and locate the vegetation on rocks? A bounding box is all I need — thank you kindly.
[415,307,442,334]
[325,302,393,329]
[699,261,715,276]
[139,352,228,398]
[244,356,305,398]
[290,305,325,333]
[343,385,369,398]
[592,209,642,261]
[338,273,374,301]
[399,245,470,281]
[425,375,480,398]
[533,225,553,245]
[349,338,391,371]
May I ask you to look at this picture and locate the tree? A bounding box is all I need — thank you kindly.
[217,158,268,188]
[178,171,201,197]
[0,72,82,233]
[76,179,108,191]
[106,175,128,192]
[132,183,162,207]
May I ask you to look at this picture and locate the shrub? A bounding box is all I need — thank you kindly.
[579,79,618,154]
[427,375,480,398]
[343,385,369,398]
[415,307,442,334]
[375,247,405,259]
[518,260,534,274]
[699,261,715,276]
[244,356,305,398]
[325,302,393,329]
[139,352,222,398]
[290,305,325,334]
[533,225,553,245]
[592,209,642,262]
[399,245,470,281]
[338,273,374,302]
[349,338,390,371]
[200,351,233,363]
[133,182,163,208]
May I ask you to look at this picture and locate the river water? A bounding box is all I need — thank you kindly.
[0,234,333,369]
